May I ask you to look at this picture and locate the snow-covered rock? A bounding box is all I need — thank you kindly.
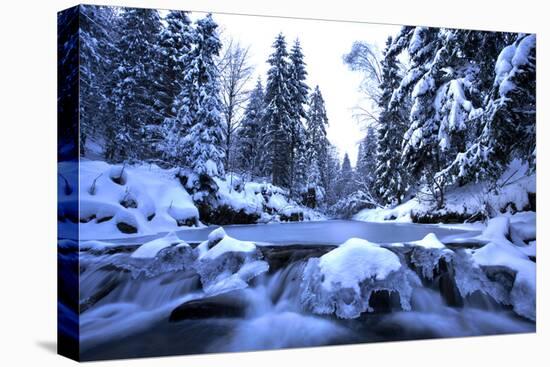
[409,233,446,249]
[301,238,420,319]
[318,238,401,292]
[473,241,536,321]
[195,227,269,295]
[131,232,189,259]
[474,216,511,244]
[408,233,453,280]
[198,228,257,260]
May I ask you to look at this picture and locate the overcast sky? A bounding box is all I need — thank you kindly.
[191,11,401,166]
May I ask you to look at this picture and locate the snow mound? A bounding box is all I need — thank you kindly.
[409,233,446,249]
[131,232,188,259]
[475,217,511,244]
[198,228,257,260]
[207,227,226,244]
[354,198,420,223]
[195,227,269,295]
[214,174,325,222]
[75,161,200,240]
[408,234,453,280]
[451,214,536,320]
[510,211,536,245]
[473,242,536,321]
[301,238,420,319]
[318,238,401,291]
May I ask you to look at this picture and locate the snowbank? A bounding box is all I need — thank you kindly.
[354,160,535,225]
[65,161,200,240]
[58,161,323,240]
[215,174,324,221]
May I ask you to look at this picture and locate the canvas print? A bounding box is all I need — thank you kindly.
[57,4,536,361]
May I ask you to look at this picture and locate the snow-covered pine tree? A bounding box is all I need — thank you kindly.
[441,33,536,182]
[323,145,341,206]
[356,126,377,190]
[373,36,409,205]
[157,10,193,120]
[294,143,309,199]
[109,7,162,162]
[394,27,508,207]
[303,86,330,207]
[263,33,293,188]
[235,78,265,178]
[79,5,118,157]
[393,27,443,193]
[288,39,310,195]
[184,14,225,180]
[482,33,536,172]
[337,153,355,198]
[303,145,322,208]
[156,11,195,167]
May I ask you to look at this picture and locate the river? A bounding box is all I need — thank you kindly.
[70,220,534,361]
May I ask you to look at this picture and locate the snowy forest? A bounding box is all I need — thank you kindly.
[76,6,535,223]
[77,6,346,220]
[58,5,536,361]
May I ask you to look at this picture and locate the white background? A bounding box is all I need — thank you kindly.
[0,0,547,366]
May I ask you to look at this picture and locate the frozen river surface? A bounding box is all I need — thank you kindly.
[108,219,480,246]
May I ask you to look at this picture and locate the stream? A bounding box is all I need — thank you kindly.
[65,220,535,361]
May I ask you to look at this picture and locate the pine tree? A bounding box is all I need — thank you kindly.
[236,78,265,177]
[184,14,225,179]
[288,39,310,194]
[337,153,354,198]
[157,11,195,166]
[263,33,293,188]
[395,27,442,182]
[442,33,536,181]
[393,27,508,207]
[356,127,377,189]
[323,145,341,206]
[484,33,536,172]
[79,5,118,157]
[157,10,193,119]
[373,36,409,205]
[303,86,330,206]
[109,7,162,162]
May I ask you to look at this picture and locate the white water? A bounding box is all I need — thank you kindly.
[76,221,532,360]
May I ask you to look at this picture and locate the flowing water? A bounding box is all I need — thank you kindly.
[72,220,534,361]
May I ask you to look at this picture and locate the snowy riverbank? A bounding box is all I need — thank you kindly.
[58,161,324,240]
[354,160,535,225]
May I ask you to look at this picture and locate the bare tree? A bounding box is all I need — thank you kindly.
[343,41,384,127]
[217,38,255,172]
